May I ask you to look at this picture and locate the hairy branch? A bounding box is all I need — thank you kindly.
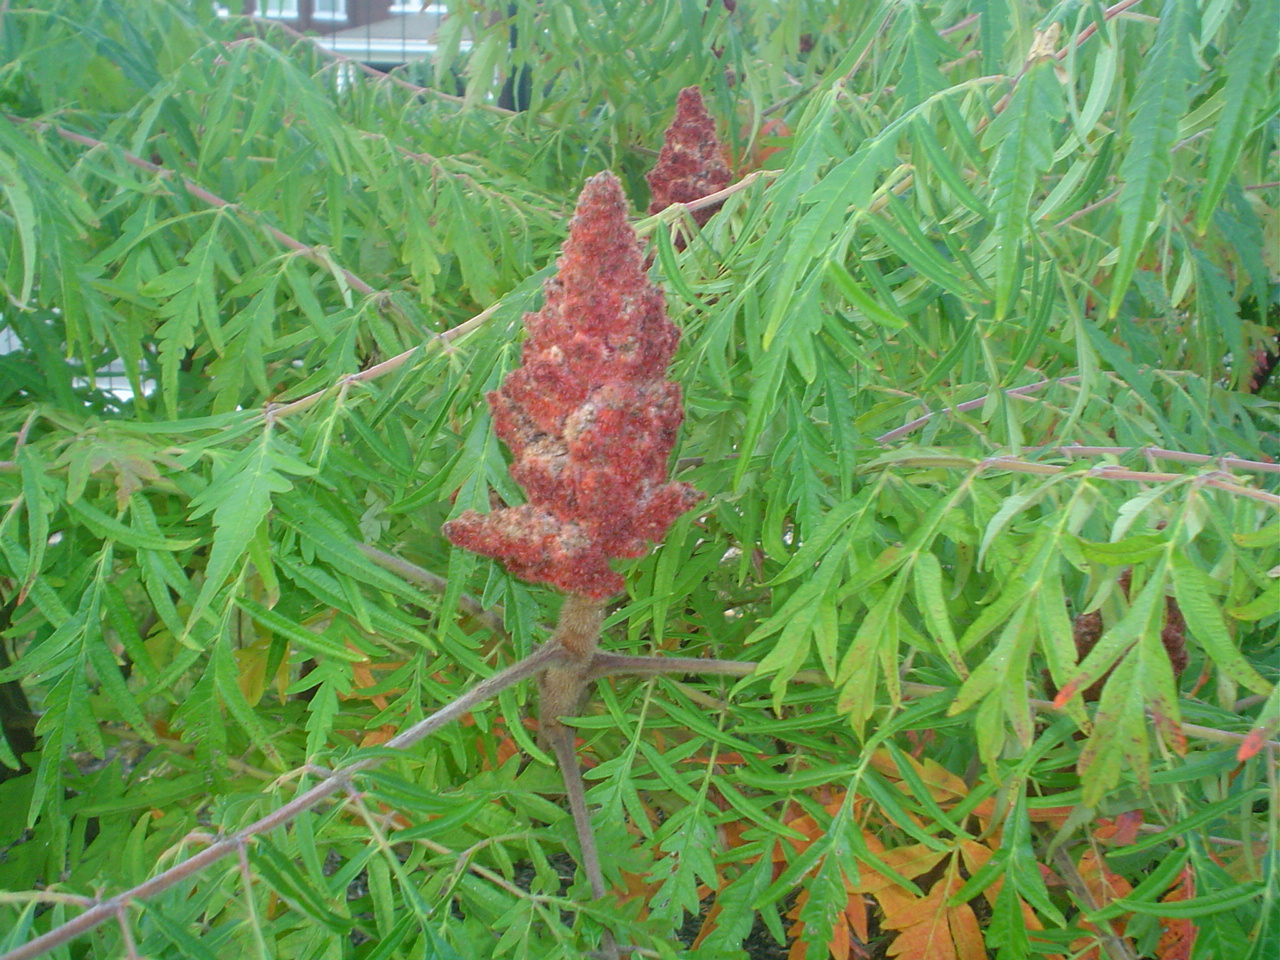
[13,118,378,298]
[356,543,509,641]
[5,618,1272,960]
[875,376,1082,444]
[0,643,567,960]
[883,452,1280,505]
[1053,444,1280,475]
[262,300,501,420]
[1048,842,1142,960]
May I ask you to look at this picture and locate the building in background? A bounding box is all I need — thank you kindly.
[234,1,450,68]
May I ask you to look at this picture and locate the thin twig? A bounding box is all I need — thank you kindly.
[939,13,980,37]
[97,725,275,781]
[975,456,1280,507]
[267,172,771,425]
[1054,444,1280,475]
[5,632,1272,960]
[263,299,501,420]
[1057,187,1123,226]
[546,731,615,928]
[114,906,139,960]
[876,385,1280,491]
[634,169,774,235]
[13,118,378,298]
[0,893,94,909]
[872,452,1280,507]
[0,163,767,456]
[874,376,1081,444]
[1064,0,1148,55]
[594,659,1280,754]
[0,644,566,960]
[1049,842,1142,960]
[0,410,39,474]
[589,653,776,682]
[356,543,508,640]
[392,141,569,220]
[982,0,1149,133]
[1135,822,1246,848]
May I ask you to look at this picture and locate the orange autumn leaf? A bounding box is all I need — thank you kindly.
[1237,721,1277,761]
[1095,810,1144,846]
[1071,849,1136,959]
[959,841,1065,960]
[847,843,948,897]
[345,657,406,745]
[845,893,870,947]
[348,657,406,709]
[739,117,791,172]
[370,801,412,831]
[359,725,396,747]
[717,815,751,852]
[1076,849,1133,905]
[776,812,824,860]
[690,895,724,951]
[784,887,871,960]
[868,749,968,804]
[1222,838,1271,883]
[1052,676,1086,708]
[957,839,993,880]
[784,889,812,960]
[1155,865,1198,960]
[827,920,851,960]
[969,795,1073,830]
[616,869,662,919]
[906,727,938,758]
[877,860,986,960]
[774,792,854,862]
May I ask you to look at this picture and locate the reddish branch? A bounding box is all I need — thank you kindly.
[0,645,566,960]
[10,118,378,298]
[5,638,1272,958]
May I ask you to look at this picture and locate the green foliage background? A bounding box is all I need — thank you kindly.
[0,0,1277,957]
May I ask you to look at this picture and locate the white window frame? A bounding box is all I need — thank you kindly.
[257,0,299,19]
[311,0,347,22]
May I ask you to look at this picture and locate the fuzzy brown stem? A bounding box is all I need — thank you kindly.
[545,727,619,960]
[553,595,607,660]
[539,595,607,743]
[545,727,607,900]
[1048,843,1141,960]
[539,595,619,957]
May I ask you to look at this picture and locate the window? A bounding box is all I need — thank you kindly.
[312,0,346,21]
[257,0,298,17]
